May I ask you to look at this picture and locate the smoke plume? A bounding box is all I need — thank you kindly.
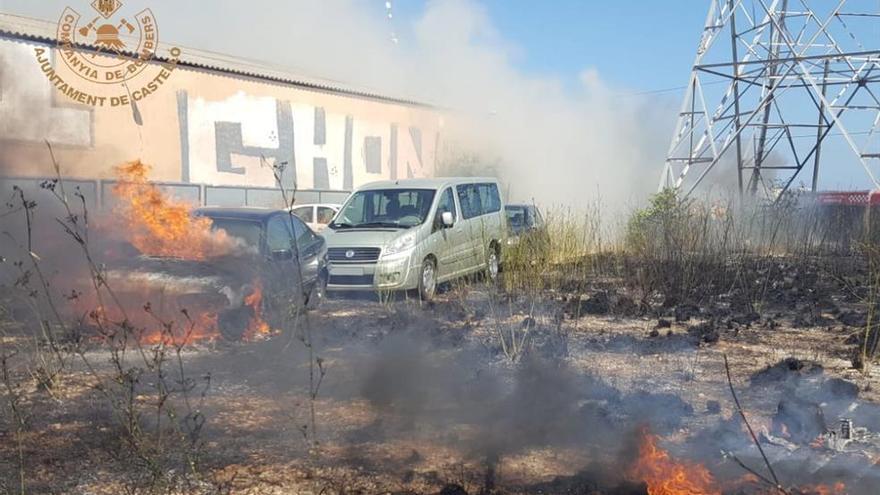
[1,0,677,210]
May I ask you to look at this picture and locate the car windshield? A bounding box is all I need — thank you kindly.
[506,206,531,229]
[330,189,436,229]
[205,217,263,248]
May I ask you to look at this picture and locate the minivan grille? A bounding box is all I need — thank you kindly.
[329,274,375,286]
[328,247,381,264]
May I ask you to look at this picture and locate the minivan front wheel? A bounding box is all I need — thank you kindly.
[418,257,437,301]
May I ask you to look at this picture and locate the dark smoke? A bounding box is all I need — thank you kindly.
[355,326,692,466]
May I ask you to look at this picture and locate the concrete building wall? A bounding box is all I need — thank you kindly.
[0,36,441,193]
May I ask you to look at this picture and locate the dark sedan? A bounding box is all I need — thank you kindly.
[195,206,329,305]
[102,207,328,341]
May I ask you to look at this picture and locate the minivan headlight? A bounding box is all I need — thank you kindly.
[384,231,417,256]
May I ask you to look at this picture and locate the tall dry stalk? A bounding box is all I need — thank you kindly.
[261,155,327,453]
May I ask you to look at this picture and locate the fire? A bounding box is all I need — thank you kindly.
[61,161,277,345]
[242,280,271,340]
[113,160,238,260]
[140,311,220,347]
[70,288,222,346]
[626,428,849,495]
[628,428,721,495]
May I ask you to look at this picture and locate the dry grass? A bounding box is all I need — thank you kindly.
[3,184,880,493]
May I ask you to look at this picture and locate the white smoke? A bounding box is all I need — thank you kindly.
[1,0,678,210]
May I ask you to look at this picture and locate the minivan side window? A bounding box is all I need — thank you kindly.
[477,183,501,214]
[456,184,482,219]
[456,183,499,218]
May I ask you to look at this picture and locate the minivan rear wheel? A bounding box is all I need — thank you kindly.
[418,257,437,301]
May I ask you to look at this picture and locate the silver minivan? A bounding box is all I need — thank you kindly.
[322,178,507,299]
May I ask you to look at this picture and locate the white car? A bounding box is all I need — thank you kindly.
[291,203,341,233]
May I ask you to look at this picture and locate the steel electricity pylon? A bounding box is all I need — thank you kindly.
[661,0,880,199]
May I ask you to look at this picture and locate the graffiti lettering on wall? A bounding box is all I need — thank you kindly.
[177,91,432,190]
[1,39,437,189]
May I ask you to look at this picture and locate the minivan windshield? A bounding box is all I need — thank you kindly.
[330,189,436,229]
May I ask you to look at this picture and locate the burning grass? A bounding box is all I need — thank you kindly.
[2,171,880,493]
[2,288,877,493]
[627,428,720,495]
[139,309,220,346]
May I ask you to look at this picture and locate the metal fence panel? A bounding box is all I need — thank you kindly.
[101,181,202,207]
[292,190,321,205]
[205,187,247,207]
[244,188,294,208]
[0,178,100,208]
[318,191,350,205]
[0,176,349,211]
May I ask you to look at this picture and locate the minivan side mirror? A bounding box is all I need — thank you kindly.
[441,211,454,228]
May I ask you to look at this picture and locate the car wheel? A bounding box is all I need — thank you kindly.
[486,244,500,282]
[418,257,437,301]
[218,305,254,341]
[306,272,328,310]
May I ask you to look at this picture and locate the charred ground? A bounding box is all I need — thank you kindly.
[1,181,880,494]
[2,254,879,494]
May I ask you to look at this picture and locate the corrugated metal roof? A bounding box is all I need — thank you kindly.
[0,13,432,108]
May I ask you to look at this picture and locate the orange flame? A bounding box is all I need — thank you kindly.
[113,160,238,260]
[628,428,721,495]
[140,311,220,347]
[627,428,849,495]
[63,161,276,346]
[242,280,271,340]
[69,287,223,346]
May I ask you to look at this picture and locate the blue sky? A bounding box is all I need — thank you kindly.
[392,1,708,95]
